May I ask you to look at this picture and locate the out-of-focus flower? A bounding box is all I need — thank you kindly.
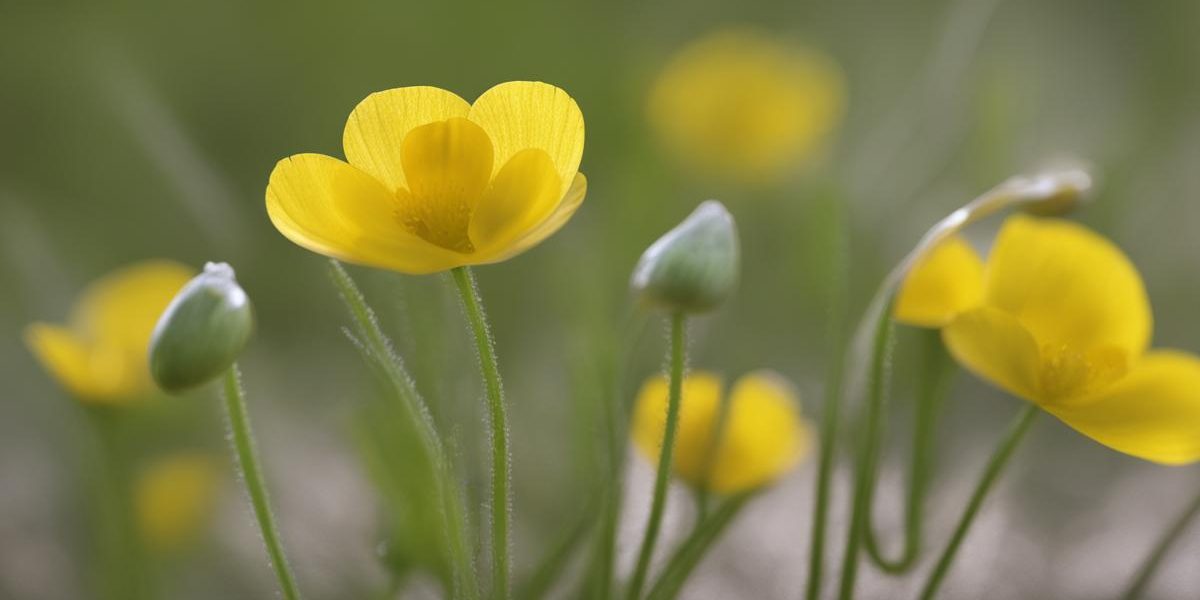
[632,370,810,494]
[266,82,586,274]
[894,235,985,328]
[135,453,221,552]
[25,261,194,403]
[150,262,254,393]
[631,200,739,313]
[647,28,845,184]
[896,215,1200,464]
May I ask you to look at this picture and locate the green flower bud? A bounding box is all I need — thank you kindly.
[149,262,253,393]
[631,200,740,313]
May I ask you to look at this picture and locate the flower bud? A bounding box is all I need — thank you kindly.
[1010,168,1092,216]
[631,200,740,313]
[149,262,253,393]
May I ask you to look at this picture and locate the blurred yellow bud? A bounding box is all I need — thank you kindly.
[632,370,811,494]
[648,28,845,183]
[24,260,195,404]
[631,201,740,314]
[150,262,254,393]
[135,453,221,552]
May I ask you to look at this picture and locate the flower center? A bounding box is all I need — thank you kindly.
[394,117,494,253]
[1037,343,1127,406]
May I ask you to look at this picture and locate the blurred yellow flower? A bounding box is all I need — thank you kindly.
[894,235,985,328]
[25,260,194,403]
[135,453,221,552]
[632,370,810,494]
[266,82,587,274]
[647,28,845,183]
[897,215,1200,464]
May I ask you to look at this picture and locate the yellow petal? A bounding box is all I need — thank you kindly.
[631,371,724,487]
[894,235,985,328]
[468,149,561,257]
[136,453,221,551]
[72,260,194,353]
[266,153,464,274]
[468,81,584,197]
[25,323,122,401]
[1049,351,1200,465]
[343,86,471,192]
[398,117,494,252]
[943,306,1041,402]
[984,215,1152,362]
[708,371,809,494]
[482,173,587,264]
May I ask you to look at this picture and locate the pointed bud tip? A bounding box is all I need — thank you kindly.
[631,200,740,313]
[149,262,254,393]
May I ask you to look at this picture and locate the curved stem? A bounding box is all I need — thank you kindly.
[836,306,896,600]
[451,266,512,600]
[627,312,686,600]
[917,404,1038,600]
[222,366,302,600]
[864,330,952,573]
[805,185,849,600]
[1120,487,1200,600]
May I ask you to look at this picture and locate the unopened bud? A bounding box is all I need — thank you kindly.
[631,200,740,313]
[1011,168,1092,216]
[149,263,253,393]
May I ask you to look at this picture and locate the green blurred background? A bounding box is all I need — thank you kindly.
[3,0,1200,598]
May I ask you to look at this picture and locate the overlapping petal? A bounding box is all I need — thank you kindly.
[984,215,1152,361]
[710,371,808,493]
[894,235,984,327]
[468,81,584,197]
[266,153,463,274]
[469,149,562,256]
[343,86,471,192]
[484,173,588,264]
[943,306,1041,402]
[1050,351,1200,465]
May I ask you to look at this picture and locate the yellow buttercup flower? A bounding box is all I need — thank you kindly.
[135,453,221,552]
[632,370,811,494]
[896,215,1200,464]
[266,82,587,274]
[647,28,845,183]
[25,260,195,403]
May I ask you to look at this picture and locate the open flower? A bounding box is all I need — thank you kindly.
[266,82,586,274]
[895,215,1200,464]
[135,453,221,552]
[647,28,844,184]
[632,370,811,494]
[25,260,194,403]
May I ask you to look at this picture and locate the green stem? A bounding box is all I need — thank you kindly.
[694,389,734,520]
[917,404,1038,600]
[864,330,952,573]
[1120,486,1200,600]
[626,312,687,600]
[645,492,754,600]
[836,306,896,600]
[451,266,511,600]
[805,184,849,600]
[87,409,148,600]
[328,260,477,600]
[222,366,302,600]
